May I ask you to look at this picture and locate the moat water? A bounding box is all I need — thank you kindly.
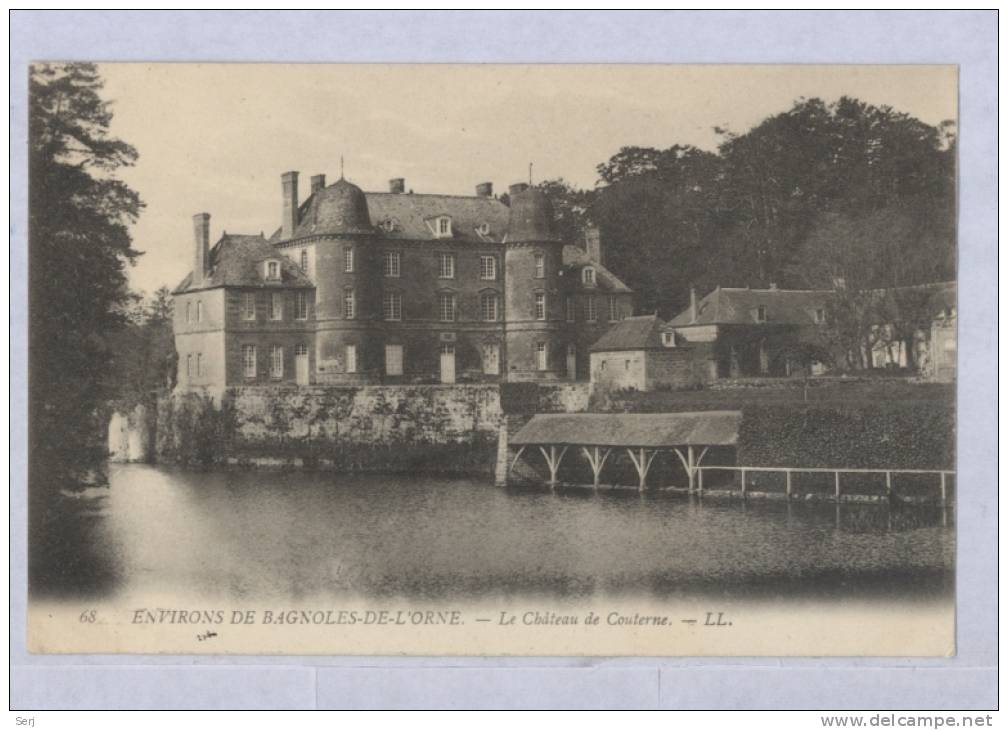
[31,464,954,604]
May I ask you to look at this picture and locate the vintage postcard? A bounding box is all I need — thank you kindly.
[27,63,957,655]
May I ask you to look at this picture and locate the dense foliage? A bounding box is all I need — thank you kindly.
[737,403,954,470]
[29,63,144,508]
[539,96,956,362]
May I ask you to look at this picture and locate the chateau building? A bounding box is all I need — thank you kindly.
[173,172,633,389]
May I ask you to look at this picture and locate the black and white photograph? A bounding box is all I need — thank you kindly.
[25,61,961,657]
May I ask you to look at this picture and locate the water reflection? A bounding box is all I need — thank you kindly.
[30,464,954,604]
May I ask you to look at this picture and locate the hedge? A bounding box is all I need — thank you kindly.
[737,402,954,470]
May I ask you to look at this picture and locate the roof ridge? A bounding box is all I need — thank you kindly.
[365,191,506,202]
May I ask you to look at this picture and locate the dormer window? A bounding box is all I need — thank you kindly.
[432,215,452,239]
[582,267,596,286]
[662,332,676,347]
[265,260,281,280]
[814,307,826,324]
[756,305,767,323]
[477,222,490,236]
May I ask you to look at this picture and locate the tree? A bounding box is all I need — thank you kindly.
[591,145,725,316]
[534,178,595,245]
[29,63,144,512]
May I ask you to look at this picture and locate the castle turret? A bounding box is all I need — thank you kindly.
[503,183,564,381]
[290,176,379,383]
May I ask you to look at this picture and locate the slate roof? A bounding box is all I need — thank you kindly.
[561,245,633,294]
[589,314,665,352]
[668,287,832,328]
[667,283,956,328]
[269,189,512,244]
[510,411,742,448]
[174,234,314,293]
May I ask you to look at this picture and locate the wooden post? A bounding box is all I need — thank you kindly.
[581,446,610,490]
[940,472,947,505]
[687,445,695,492]
[785,470,792,499]
[834,471,841,502]
[697,467,704,495]
[538,445,568,488]
[741,468,747,499]
[508,445,526,478]
[627,447,656,492]
[886,471,893,500]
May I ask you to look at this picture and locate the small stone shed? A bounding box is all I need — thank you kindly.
[589,314,716,391]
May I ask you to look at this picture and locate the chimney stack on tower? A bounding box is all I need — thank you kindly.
[310,174,326,194]
[389,178,405,194]
[584,226,603,265]
[281,171,299,240]
[192,213,210,286]
[509,182,530,196]
[476,182,493,198]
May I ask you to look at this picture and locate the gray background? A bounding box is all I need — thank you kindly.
[9,10,997,710]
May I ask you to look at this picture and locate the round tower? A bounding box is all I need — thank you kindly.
[503,183,565,381]
[302,177,380,383]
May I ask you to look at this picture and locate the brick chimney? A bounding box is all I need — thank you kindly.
[689,286,698,324]
[281,171,299,240]
[389,177,405,194]
[192,213,210,286]
[509,182,530,196]
[584,226,603,265]
[310,174,326,194]
[476,182,493,197]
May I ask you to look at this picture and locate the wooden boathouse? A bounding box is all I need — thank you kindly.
[506,411,741,491]
[502,411,954,503]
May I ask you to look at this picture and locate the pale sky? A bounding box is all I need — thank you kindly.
[96,64,957,295]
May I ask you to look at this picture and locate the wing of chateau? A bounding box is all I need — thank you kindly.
[172,173,633,388]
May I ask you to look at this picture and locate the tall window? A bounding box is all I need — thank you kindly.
[267,261,280,280]
[535,342,547,371]
[344,289,355,319]
[586,296,597,322]
[299,249,308,272]
[582,267,596,286]
[534,292,546,321]
[480,292,498,321]
[756,305,767,323]
[565,296,575,323]
[383,251,400,277]
[186,354,193,378]
[439,293,456,322]
[344,247,354,273]
[196,353,204,377]
[242,345,256,378]
[270,293,283,320]
[383,291,402,321]
[480,255,496,280]
[295,291,308,320]
[608,295,619,322]
[815,308,826,324]
[439,253,455,279]
[385,344,403,376]
[196,300,203,322]
[345,344,357,374]
[270,345,283,379]
[242,292,256,321]
[185,302,191,323]
[534,254,545,279]
[437,217,451,236]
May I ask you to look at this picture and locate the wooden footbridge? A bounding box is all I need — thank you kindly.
[500,411,954,504]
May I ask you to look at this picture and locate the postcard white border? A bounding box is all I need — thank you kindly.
[9,9,997,709]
